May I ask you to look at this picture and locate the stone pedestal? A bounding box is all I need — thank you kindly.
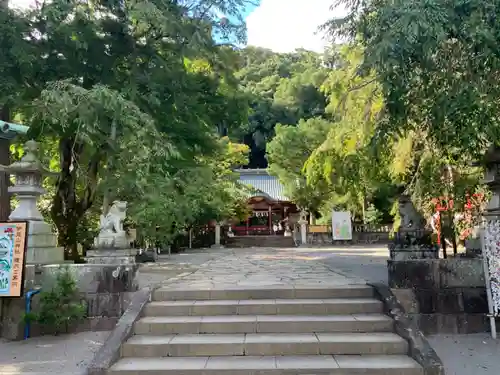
[25,221,64,264]
[85,249,137,265]
[298,219,308,245]
[211,223,223,248]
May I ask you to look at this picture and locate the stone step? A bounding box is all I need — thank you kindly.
[226,236,296,248]
[122,332,408,357]
[134,314,394,335]
[109,355,423,375]
[144,298,383,316]
[153,285,374,301]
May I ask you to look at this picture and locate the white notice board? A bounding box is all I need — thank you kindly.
[332,211,353,240]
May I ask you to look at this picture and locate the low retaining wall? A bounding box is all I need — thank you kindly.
[307,232,391,245]
[388,258,489,334]
[0,264,139,340]
[87,287,152,375]
[370,283,444,375]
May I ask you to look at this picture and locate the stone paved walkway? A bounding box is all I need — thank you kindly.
[2,247,497,375]
[0,331,109,375]
[158,247,366,289]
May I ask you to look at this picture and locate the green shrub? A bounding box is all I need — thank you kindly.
[24,268,87,335]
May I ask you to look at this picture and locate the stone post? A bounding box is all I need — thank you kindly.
[298,211,308,245]
[212,222,223,248]
[284,223,292,237]
[0,140,64,264]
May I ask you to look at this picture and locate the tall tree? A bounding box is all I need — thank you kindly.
[234,47,329,167]
[267,117,333,215]
[3,0,254,258]
[325,0,500,158]
[0,2,37,220]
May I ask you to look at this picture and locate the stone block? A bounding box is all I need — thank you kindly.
[436,289,463,313]
[414,289,438,314]
[388,260,436,289]
[462,288,488,313]
[391,288,419,314]
[438,258,485,288]
[457,313,489,333]
[85,248,137,265]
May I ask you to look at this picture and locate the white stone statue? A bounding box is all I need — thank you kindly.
[95,201,129,249]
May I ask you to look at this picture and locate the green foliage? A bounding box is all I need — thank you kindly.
[364,204,383,225]
[123,137,251,246]
[2,0,255,257]
[267,117,333,212]
[317,0,494,222]
[234,47,329,166]
[328,0,500,158]
[24,268,86,335]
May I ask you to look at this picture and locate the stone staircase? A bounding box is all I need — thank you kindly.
[109,285,423,374]
[226,235,296,248]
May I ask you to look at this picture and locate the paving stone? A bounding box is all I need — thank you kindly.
[334,354,423,374]
[110,247,423,375]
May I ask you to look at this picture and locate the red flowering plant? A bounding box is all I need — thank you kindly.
[3,226,14,241]
[429,188,488,247]
[454,191,488,241]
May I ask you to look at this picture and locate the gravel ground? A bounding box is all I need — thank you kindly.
[0,331,109,375]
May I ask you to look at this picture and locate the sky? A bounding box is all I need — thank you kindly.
[9,0,347,53]
[245,0,346,53]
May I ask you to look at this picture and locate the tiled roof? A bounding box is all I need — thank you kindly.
[235,169,288,202]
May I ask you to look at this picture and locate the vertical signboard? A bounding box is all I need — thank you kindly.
[481,220,500,339]
[0,222,28,297]
[332,211,353,240]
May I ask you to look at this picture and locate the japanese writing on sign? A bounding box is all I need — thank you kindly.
[0,222,28,297]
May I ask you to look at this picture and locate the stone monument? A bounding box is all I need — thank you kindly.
[211,222,223,248]
[389,194,438,260]
[398,194,426,231]
[0,140,64,264]
[85,201,136,264]
[298,210,308,245]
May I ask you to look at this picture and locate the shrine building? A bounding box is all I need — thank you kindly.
[232,169,299,235]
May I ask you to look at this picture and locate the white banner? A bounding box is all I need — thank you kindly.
[481,221,500,317]
[332,211,353,240]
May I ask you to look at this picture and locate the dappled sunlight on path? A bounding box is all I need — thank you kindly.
[160,247,367,290]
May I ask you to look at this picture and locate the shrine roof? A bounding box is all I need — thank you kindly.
[234,169,288,202]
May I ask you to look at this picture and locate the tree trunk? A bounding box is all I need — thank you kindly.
[57,214,80,262]
[51,138,101,261]
[0,105,11,221]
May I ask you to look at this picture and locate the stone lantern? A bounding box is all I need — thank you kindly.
[0,140,64,264]
[481,146,500,219]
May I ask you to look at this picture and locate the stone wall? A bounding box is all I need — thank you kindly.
[0,264,139,340]
[388,258,490,334]
[307,230,391,245]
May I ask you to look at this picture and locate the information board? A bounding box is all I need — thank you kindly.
[331,211,353,240]
[0,222,28,297]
